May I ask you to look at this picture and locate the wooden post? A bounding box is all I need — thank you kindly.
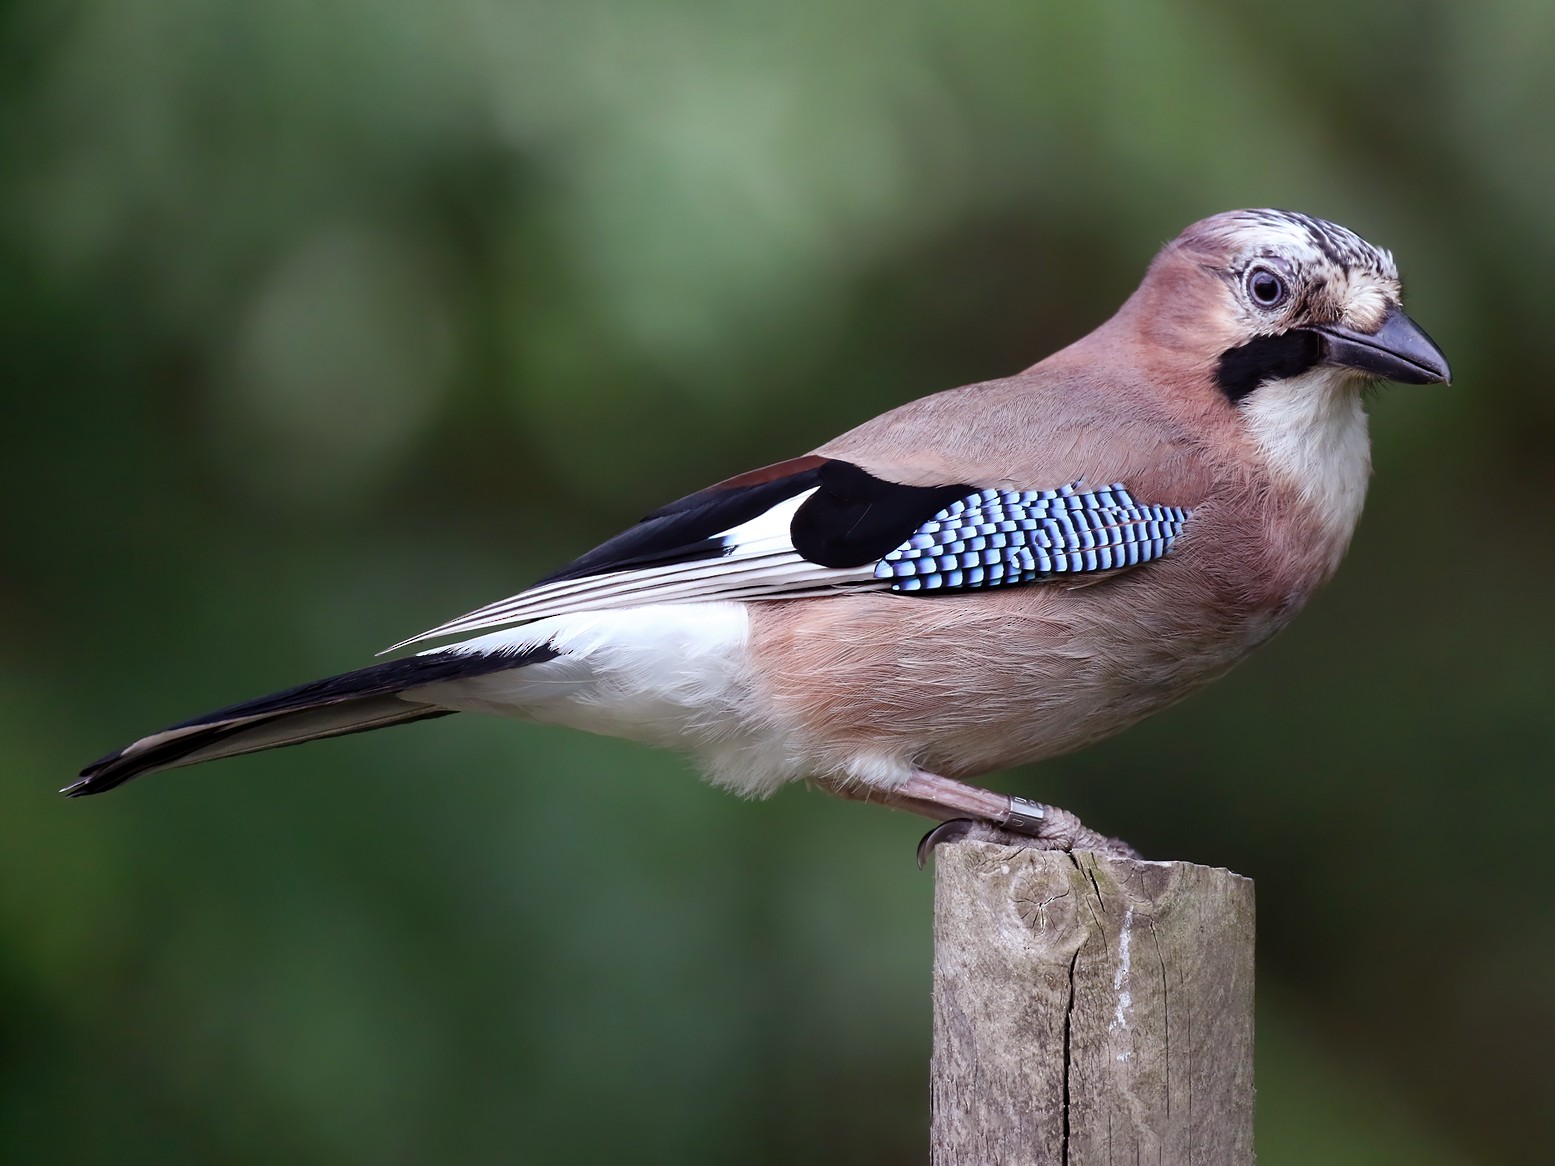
[930,841,1254,1165]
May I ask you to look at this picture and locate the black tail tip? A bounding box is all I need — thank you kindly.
[62,753,126,797]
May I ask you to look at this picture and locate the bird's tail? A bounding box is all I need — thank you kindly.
[66,645,556,796]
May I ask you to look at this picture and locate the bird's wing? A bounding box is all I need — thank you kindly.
[385,456,1190,651]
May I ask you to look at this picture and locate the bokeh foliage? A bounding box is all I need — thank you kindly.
[2,1,1550,1162]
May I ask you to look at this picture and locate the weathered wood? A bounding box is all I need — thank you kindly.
[930,842,1254,1165]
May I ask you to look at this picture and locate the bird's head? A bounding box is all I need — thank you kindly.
[1142,208,1451,401]
[1099,209,1451,548]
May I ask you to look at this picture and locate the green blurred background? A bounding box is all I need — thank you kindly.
[2,1,1550,1162]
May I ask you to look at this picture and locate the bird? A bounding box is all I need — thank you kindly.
[68,209,1449,859]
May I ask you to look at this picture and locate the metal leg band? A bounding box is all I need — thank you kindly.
[1003,796,1047,834]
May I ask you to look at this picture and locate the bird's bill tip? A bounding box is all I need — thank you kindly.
[1311,307,1451,386]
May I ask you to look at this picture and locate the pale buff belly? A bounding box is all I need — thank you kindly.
[743,576,1298,786]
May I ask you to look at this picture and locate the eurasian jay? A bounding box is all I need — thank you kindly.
[68,209,1450,857]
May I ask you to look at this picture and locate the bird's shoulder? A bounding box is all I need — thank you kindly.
[815,365,1223,508]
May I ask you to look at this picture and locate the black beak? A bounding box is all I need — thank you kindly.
[1308,307,1451,385]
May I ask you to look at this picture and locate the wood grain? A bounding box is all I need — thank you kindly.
[930,842,1254,1165]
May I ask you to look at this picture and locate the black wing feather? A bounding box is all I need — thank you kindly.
[534,463,828,585]
[533,456,971,583]
[790,461,971,568]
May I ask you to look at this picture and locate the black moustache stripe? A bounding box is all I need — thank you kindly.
[1215,330,1324,403]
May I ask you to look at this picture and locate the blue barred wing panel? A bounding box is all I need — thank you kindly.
[873,483,1189,593]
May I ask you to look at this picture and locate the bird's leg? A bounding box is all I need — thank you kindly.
[813,770,1139,866]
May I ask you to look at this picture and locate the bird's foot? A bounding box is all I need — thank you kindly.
[915,799,1141,869]
[811,771,1138,867]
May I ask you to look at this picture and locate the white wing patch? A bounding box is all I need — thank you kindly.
[383,490,878,652]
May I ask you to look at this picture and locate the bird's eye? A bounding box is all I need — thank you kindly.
[1246,266,1288,308]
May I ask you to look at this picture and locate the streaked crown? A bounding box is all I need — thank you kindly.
[1177,209,1402,335]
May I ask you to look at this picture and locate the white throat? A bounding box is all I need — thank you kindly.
[1241,367,1372,546]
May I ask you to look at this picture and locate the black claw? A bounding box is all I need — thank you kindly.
[916,818,981,869]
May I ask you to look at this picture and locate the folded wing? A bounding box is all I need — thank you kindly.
[387,458,1191,651]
